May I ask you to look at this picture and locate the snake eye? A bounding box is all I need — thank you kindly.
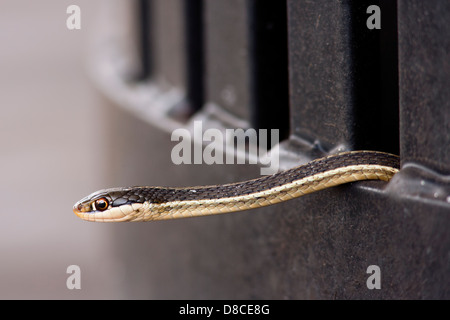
[94,198,109,211]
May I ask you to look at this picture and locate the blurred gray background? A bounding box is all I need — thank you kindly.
[0,0,123,298]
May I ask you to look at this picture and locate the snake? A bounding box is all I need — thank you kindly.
[73,151,399,222]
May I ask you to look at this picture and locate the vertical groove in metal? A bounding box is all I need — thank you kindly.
[247,0,290,142]
[183,0,204,113]
[350,0,399,155]
[136,0,153,81]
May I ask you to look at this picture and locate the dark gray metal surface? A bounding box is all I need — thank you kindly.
[205,0,251,120]
[105,107,449,299]
[398,0,450,174]
[152,0,186,89]
[93,0,450,299]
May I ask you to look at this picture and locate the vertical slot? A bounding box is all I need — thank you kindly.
[350,0,399,155]
[135,0,153,81]
[247,0,290,144]
[183,0,204,114]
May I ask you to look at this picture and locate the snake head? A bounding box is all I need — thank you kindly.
[73,189,114,219]
[73,187,144,222]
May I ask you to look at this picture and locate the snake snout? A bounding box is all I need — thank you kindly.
[73,202,82,214]
[73,201,90,215]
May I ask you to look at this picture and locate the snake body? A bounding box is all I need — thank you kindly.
[73,151,399,222]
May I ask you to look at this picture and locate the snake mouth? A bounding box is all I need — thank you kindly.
[73,202,90,216]
[73,202,98,222]
[73,203,81,216]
